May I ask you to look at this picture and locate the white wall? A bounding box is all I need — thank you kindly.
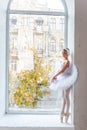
[65,0,75,54]
[0,0,9,115]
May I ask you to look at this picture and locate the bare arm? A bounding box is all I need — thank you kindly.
[52,60,70,82]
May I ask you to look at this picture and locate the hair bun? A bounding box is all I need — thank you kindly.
[66,48,70,55]
[63,48,70,55]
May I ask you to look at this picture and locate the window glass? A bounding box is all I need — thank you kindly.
[7,0,67,113]
[10,0,64,12]
[9,14,65,112]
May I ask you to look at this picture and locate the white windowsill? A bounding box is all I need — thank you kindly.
[0,114,74,130]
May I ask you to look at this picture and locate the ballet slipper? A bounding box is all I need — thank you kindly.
[60,112,66,123]
[65,113,70,123]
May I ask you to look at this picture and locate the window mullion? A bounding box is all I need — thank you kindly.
[9,10,66,16]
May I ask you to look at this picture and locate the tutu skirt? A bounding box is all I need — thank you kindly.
[49,64,78,90]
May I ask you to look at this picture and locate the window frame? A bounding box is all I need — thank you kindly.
[6,0,68,114]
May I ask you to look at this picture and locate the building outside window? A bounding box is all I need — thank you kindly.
[50,38,56,52]
[6,0,68,117]
[49,18,56,31]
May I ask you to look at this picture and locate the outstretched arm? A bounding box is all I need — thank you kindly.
[52,60,70,82]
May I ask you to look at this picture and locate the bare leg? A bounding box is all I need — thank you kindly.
[61,90,66,114]
[61,90,66,122]
[65,87,71,123]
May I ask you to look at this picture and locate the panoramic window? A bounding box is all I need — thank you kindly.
[7,0,68,114]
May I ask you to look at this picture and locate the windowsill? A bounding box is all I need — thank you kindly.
[0,114,74,129]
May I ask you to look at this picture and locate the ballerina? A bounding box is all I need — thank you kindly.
[49,48,78,123]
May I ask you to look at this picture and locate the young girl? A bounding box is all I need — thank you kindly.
[49,48,78,123]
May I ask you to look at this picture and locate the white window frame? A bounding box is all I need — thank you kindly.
[0,0,75,128]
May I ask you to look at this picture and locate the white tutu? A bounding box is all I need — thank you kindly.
[49,64,78,90]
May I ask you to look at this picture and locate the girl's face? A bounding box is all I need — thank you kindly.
[62,50,68,58]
